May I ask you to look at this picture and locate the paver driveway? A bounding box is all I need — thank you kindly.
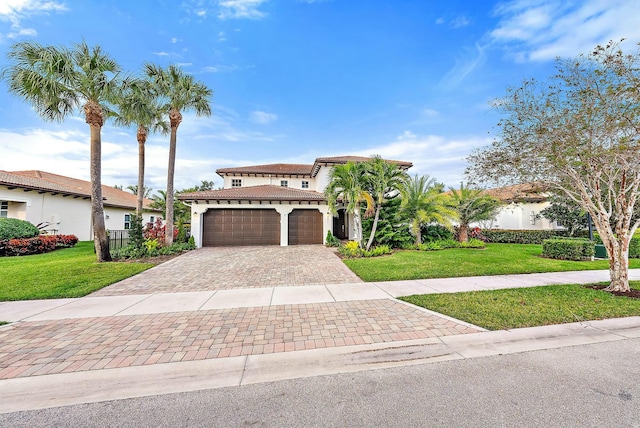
[93,245,362,296]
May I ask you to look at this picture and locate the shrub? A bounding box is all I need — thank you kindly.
[0,218,40,240]
[415,238,486,251]
[128,214,145,250]
[481,229,558,244]
[460,238,486,249]
[362,244,393,257]
[422,224,454,242]
[542,238,594,261]
[325,231,340,247]
[338,240,361,258]
[55,235,79,248]
[143,218,178,246]
[110,237,196,260]
[1,235,57,256]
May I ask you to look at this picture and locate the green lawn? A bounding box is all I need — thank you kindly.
[344,243,640,282]
[400,281,640,330]
[0,242,154,301]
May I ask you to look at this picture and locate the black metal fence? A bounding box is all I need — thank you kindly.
[108,230,130,251]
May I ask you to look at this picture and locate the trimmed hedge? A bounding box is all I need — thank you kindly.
[0,234,78,257]
[481,229,585,244]
[542,238,594,261]
[0,218,40,240]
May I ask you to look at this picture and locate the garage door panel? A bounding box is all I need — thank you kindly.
[288,209,322,245]
[203,209,280,246]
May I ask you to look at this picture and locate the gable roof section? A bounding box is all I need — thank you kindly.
[217,163,313,177]
[1,170,159,211]
[178,185,326,202]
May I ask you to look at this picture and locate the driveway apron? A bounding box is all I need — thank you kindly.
[0,246,480,382]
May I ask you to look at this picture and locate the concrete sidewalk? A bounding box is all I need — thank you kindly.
[3,269,638,322]
[1,269,639,414]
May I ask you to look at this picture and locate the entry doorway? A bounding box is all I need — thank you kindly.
[332,209,348,239]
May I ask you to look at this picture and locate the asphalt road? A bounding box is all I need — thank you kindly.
[2,338,639,427]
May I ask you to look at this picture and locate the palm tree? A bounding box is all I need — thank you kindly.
[449,183,502,242]
[2,41,121,262]
[145,64,213,246]
[325,162,374,246]
[399,175,457,246]
[126,185,153,199]
[364,155,408,251]
[113,78,168,215]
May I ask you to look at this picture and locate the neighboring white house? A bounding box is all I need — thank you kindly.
[0,170,161,241]
[474,182,562,231]
[179,156,412,247]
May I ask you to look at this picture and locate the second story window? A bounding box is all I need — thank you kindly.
[301,181,309,189]
[281,180,288,187]
[231,179,242,188]
[124,214,131,229]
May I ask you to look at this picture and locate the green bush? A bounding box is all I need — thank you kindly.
[421,224,454,243]
[542,238,594,261]
[0,218,40,240]
[362,244,393,257]
[415,238,486,252]
[482,229,558,244]
[338,241,392,258]
[325,231,340,247]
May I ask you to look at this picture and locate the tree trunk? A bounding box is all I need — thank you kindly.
[84,101,111,262]
[136,125,147,216]
[412,220,421,246]
[365,206,381,251]
[458,224,469,243]
[165,108,182,247]
[604,234,631,292]
[352,205,362,247]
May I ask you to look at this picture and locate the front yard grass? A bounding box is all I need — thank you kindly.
[400,281,640,330]
[0,241,154,301]
[344,243,640,282]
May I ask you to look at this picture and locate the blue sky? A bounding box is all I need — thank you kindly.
[1,0,639,192]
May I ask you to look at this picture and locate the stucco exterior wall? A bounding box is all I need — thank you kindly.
[1,186,159,241]
[473,201,558,230]
[190,202,331,247]
[222,175,316,190]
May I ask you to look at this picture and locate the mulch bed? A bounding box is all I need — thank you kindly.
[584,284,640,299]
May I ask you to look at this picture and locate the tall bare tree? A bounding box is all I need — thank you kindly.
[145,64,212,246]
[467,40,640,292]
[3,41,121,261]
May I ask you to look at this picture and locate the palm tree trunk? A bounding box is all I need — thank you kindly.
[85,101,111,262]
[365,206,381,251]
[165,108,182,247]
[353,206,363,247]
[458,224,469,242]
[136,125,147,216]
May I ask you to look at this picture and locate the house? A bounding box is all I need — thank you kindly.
[0,170,161,241]
[179,156,412,247]
[475,182,561,230]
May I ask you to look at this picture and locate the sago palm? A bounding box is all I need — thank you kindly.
[2,41,121,261]
[325,162,374,246]
[145,63,213,246]
[364,155,408,250]
[399,175,457,246]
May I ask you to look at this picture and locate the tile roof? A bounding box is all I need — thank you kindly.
[311,155,413,176]
[217,163,313,176]
[484,182,548,203]
[1,170,159,211]
[178,185,326,202]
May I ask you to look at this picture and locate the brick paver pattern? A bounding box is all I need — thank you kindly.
[93,246,362,296]
[0,300,479,380]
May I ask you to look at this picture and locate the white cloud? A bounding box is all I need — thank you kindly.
[435,17,444,25]
[349,131,492,187]
[0,0,66,40]
[450,16,470,28]
[201,64,241,73]
[422,108,439,118]
[153,51,170,57]
[439,43,486,89]
[249,110,277,125]
[218,0,267,20]
[490,0,640,62]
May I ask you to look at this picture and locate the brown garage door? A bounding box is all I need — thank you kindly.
[203,209,280,246]
[288,209,323,245]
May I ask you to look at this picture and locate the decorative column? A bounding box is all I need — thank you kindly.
[275,206,294,246]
